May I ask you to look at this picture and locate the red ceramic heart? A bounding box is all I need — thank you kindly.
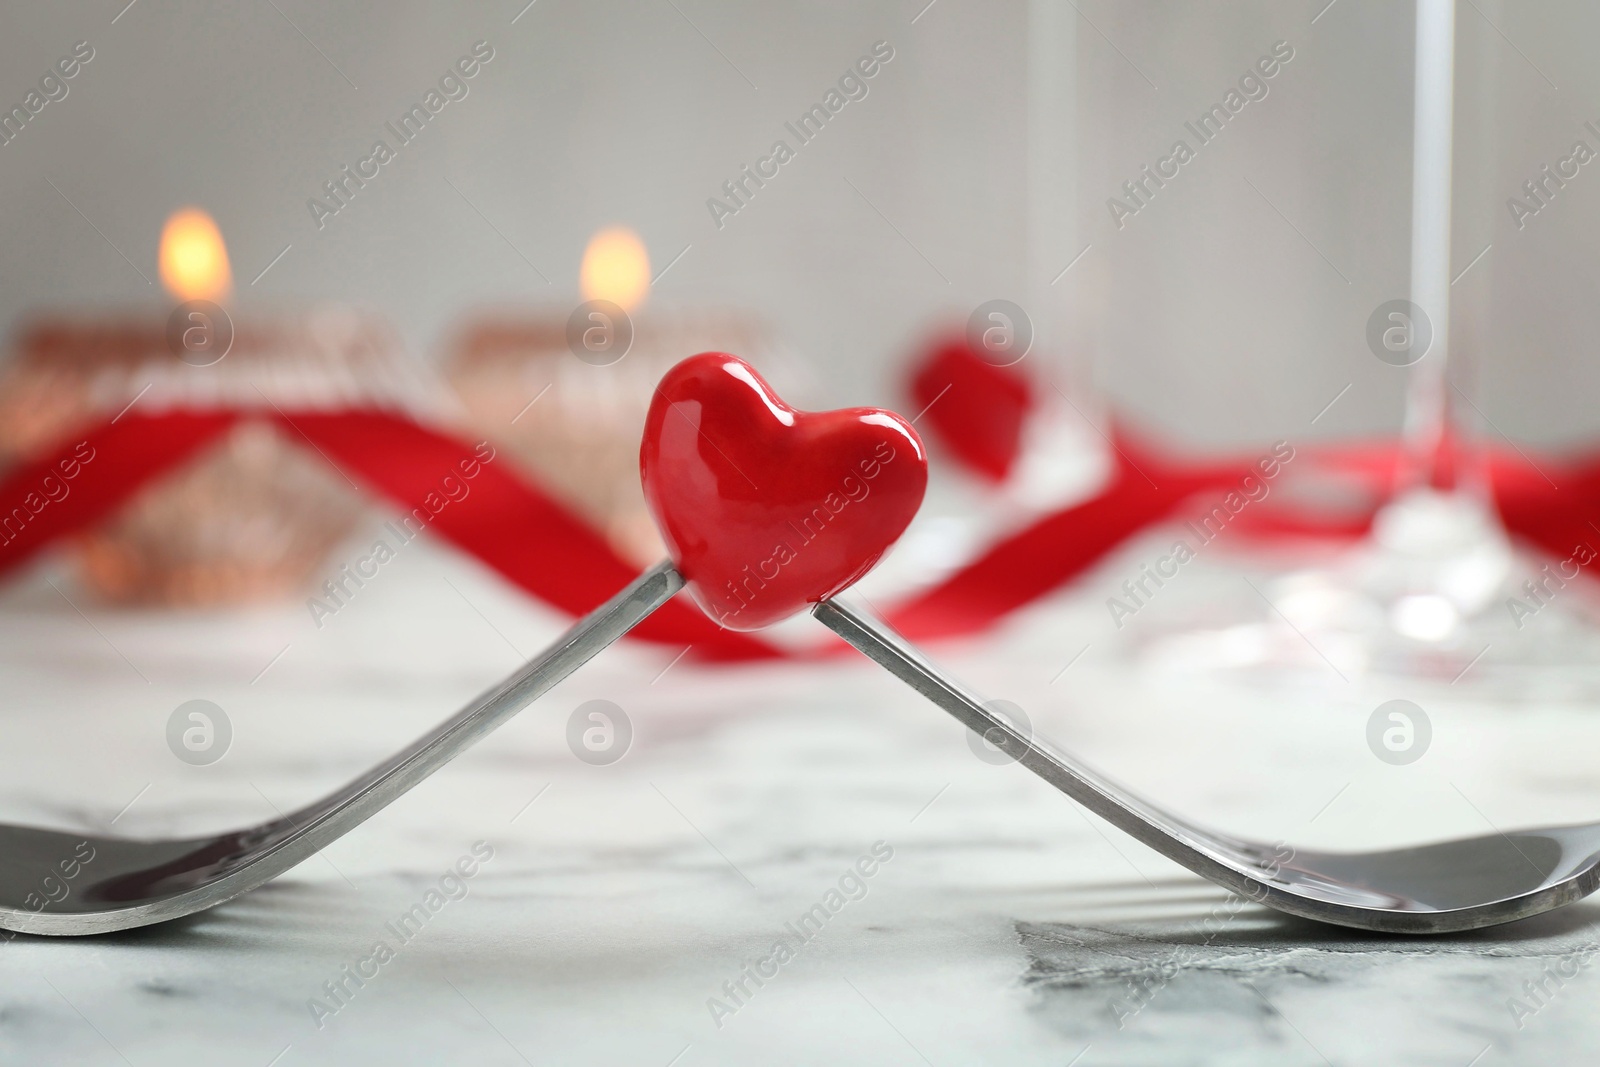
[640,353,928,631]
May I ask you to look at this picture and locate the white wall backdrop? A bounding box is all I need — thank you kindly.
[2,0,1596,450]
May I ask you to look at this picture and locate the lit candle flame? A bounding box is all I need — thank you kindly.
[159,208,233,303]
[580,227,650,313]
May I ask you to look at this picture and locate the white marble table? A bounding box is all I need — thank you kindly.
[2,527,1598,1066]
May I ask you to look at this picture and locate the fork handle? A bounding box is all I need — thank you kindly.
[276,561,685,839]
[811,596,1274,895]
[4,563,686,936]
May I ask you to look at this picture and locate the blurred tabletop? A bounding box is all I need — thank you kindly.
[2,527,1599,1067]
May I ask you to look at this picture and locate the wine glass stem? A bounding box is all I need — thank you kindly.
[1399,0,1457,496]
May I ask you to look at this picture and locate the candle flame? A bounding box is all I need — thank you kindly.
[159,208,232,303]
[580,227,650,313]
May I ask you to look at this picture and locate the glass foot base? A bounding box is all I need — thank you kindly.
[1130,491,1600,699]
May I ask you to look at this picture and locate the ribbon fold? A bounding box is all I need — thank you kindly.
[1,406,1594,661]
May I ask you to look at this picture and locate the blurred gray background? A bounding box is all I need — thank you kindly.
[1,0,1594,450]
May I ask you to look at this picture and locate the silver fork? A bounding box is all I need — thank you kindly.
[3,561,1597,936]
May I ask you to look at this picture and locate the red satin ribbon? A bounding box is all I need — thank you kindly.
[0,406,1594,662]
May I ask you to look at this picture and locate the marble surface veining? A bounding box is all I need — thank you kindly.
[1,530,1598,1066]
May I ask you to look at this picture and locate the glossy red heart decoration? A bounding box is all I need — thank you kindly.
[640,353,927,631]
